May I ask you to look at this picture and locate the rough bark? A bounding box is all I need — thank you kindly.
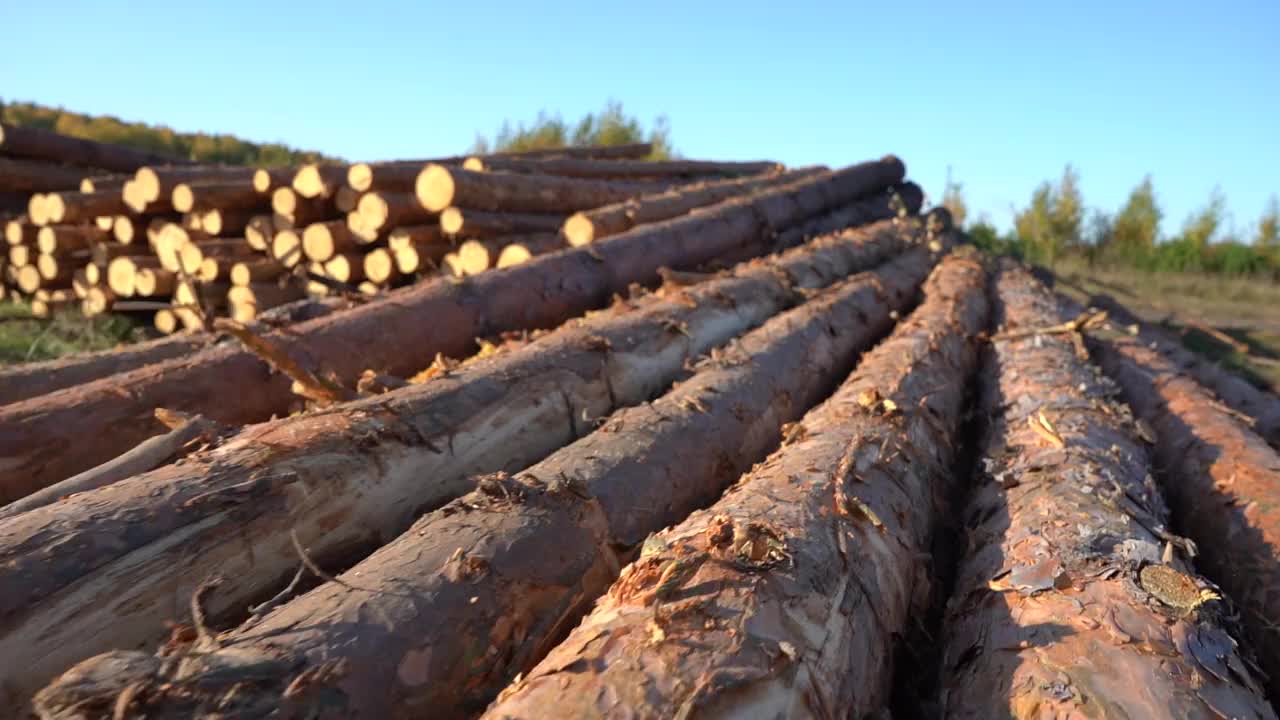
[0,157,85,193]
[0,297,347,406]
[415,165,673,213]
[1088,307,1280,706]
[0,216,923,710]
[42,191,127,225]
[171,181,266,213]
[484,250,985,719]
[0,124,188,173]
[466,156,782,180]
[0,158,906,494]
[940,264,1273,719]
[35,225,107,254]
[1087,292,1280,449]
[440,207,566,238]
[36,243,942,720]
[495,234,567,268]
[562,167,826,245]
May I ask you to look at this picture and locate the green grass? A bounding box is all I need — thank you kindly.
[1050,256,1280,390]
[0,300,140,365]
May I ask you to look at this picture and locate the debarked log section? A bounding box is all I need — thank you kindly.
[485,251,987,719]
[0,215,930,709]
[33,245,943,720]
[1087,309,1280,706]
[939,264,1273,719]
[0,156,907,501]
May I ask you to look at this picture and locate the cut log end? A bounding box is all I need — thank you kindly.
[415,164,455,212]
[562,213,594,246]
[440,207,464,235]
[171,184,195,213]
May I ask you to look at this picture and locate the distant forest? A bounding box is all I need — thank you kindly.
[0,100,334,167]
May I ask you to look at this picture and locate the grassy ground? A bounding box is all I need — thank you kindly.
[0,300,140,365]
[1051,256,1280,390]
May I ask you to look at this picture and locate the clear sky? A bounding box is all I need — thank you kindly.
[3,0,1277,236]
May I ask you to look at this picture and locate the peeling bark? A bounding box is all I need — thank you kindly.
[484,251,988,719]
[940,265,1273,719]
[1088,306,1280,707]
[0,157,906,497]
[0,215,926,710]
[1087,292,1280,450]
[35,244,943,720]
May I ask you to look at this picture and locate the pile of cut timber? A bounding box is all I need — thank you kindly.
[3,143,1280,720]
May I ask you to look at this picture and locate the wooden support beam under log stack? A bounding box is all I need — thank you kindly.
[0,123,190,173]
[463,155,782,180]
[562,166,827,246]
[37,243,947,720]
[939,263,1274,718]
[1087,297,1280,705]
[0,156,908,497]
[4,213,931,711]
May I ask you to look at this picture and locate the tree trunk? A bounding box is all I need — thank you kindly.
[1086,292,1280,449]
[1087,305,1280,706]
[42,191,127,225]
[133,268,175,297]
[0,156,85,193]
[291,164,348,199]
[440,207,566,238]
[485,249,986,720]
[416,165,674,213]
[171,181,267,213]
[301,220,357,262]
[455,234,564,274]
[562,167,827,245]
[229,259,285,286]
[495,234,567,268]
[0,157,906,498]
[940,264,1274,719]
[355,191,433,232]
[36,242,943,720]
[0,124,189,173]
[0,216,921,710]
[134,166,255,204]
[0,297,346,405]
[251,167,292,194]
[466,156,782,180]
[36,225,108,254]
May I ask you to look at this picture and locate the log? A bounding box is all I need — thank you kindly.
[415,165,672,213]
[92,214,116,231]
[229,259,284,286]
[25,194,50,225]
[0,156,84,193]
[466,156,782,180]
[388,224,451,264]
[153,308,178,334]
[485,250,984,719]
[495,233,565,268]
[35,225,107,254]
[199,208,256,236]
[356,191,433,231]
[78,175,129,194]
[440,207,566,238]
[81,286,114,316]
[0,123,188,173]
[133,268,175,297]
[271,187,332,226]
[14,265,41,293]
[36,254,75,286]
[1088,303,1280,704]
[251,167,292,194]
[1087,292,1280,449]
[346,160,431,193]
[243,214,274,251]
[5,219,37,246]
[40,191,127,225]
[269,229,304,267]
[0,157,907,497]
[362,247,398,284]
[301,220,358,262]
[134,166,254,204]
[106,256,159,297]
[0,191,29,215]
[939,264,1273,718]
[171,180,265,213]
[333,186,359,213]
[0,214,923,712]
[321,252,364,283]
[562,166,826,245]
[43,243,944,720]
[225,282,306,310]
[457,234,563,274]
[8,244,32,268]
[292,163,348,199]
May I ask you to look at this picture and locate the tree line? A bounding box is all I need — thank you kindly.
[472,100,673,158]
[944,167,1280,277]
[0,100,334,167]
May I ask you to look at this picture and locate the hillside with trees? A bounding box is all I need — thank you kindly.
[471,100,673,158]
[0,100,334,167]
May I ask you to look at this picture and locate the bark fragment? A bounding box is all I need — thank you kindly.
[484,250,988,719]
[0,215,925,710]
[940,264,1273,719]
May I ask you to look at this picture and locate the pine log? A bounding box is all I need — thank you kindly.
[271,187,332,226]
[106,256,159,297]
[251,167,292,194]
[8,244,32,268]
[356,191,433,231]
[133,268,175,297]
[346,160,431,193]
[440,207,566,238]
[270,229,304,267]
[563,166,827,246]
[292,164,348,199]
[457,234,563,274]
[388,224,450,257]
[484,250,981,720]
[14,265,41,293]
[230,259,284,286]
[301,220,357,262]
[0,214,922,711]
[25,194,50,225]
[362,247,398,284]
[5,219,37,246]
[321,252,364,283]
[81,286,114,316]
[0,157,907,497]
[36,254,76,286]
[92,214,115,231]
[35,225,107,254]
[0,124,188,173]
[243,214,275,251]
[78,175,129,194]
[939,264,1274,717]
[416,165,673,213]
[0,191,29,215]
[96,245,939,719]
[198,208,255,237]
[1088,303,1280,704]
[225,282,306,310]
[333,186,359,214]
[0,156,84,193]
[495,235,565,268]
[152,308,178,334]
[40,191,127,225]
[134,166,254,204]
[171,180,266,213]
[1087,292,1280,449]
[466,156,782,180]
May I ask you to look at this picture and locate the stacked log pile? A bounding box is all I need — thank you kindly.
[5,139,1280,719]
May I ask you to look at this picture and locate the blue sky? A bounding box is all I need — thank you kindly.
[3,0,1277,237]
